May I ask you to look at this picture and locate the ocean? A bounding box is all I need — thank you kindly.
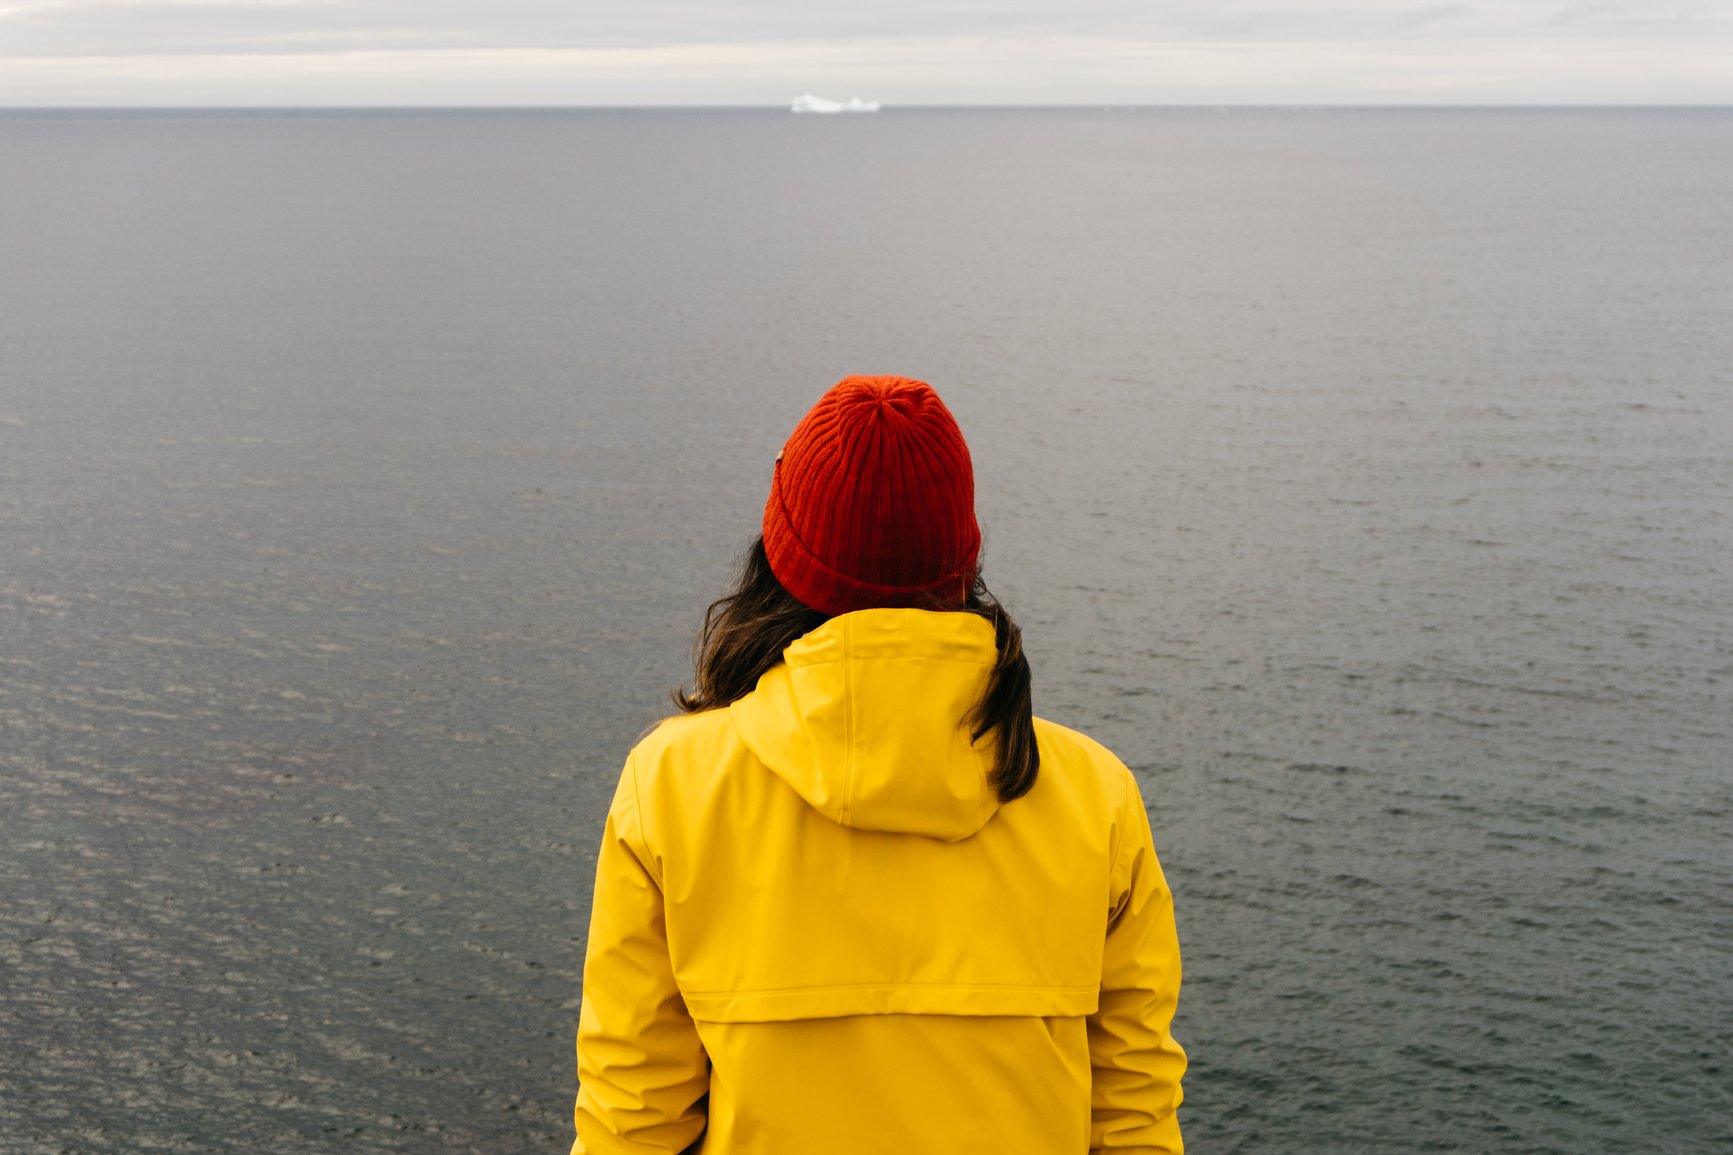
[1,107,1728,1153]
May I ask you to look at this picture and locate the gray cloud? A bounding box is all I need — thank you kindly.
[1391,5,1472,32]
[0,0,1728,103]
[2,0,1726,56]
[1549,2,1624,25]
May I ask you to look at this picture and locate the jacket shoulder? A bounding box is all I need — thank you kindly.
[1029,718,1150,903]
[628,708,743,775]
[1027,716,1141,837]
[1032,716,1135,793]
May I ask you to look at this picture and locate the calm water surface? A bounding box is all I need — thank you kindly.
[1,108,1730,1153]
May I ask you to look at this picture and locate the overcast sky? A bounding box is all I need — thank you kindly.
[1,1,1729,106]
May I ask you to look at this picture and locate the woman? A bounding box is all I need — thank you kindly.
[574,375,1185,1153]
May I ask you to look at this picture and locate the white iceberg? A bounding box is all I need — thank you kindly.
[791,94,881,114]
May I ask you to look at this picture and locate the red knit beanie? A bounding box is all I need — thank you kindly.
[763,375,980,616]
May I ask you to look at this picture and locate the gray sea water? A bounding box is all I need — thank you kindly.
[1,107,1730,1153]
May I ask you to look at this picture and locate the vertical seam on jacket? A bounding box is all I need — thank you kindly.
[1106,767,1134,908]
[626,749,664,890]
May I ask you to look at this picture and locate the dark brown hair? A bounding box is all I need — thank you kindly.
[675,536,1040,803]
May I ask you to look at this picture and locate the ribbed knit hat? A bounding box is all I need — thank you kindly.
[763,375,980,616]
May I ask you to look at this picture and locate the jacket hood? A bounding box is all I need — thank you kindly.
[729,609,1001,842]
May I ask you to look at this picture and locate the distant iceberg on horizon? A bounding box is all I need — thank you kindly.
[791,94,880,114]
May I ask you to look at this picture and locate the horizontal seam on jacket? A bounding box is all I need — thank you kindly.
[683,981,1099,996]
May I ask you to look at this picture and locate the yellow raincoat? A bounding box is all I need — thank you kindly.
[574,609,1185,1153]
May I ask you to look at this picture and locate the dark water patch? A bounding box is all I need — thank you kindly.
[1288,761,1369,776]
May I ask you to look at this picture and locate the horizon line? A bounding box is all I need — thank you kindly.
[4,101,1731,113]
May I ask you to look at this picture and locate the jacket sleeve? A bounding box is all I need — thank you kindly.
[573,753,710,1155]
[1087,770,1187,1154]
